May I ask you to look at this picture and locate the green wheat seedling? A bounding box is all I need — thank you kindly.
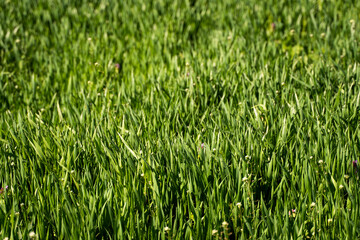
[1,0,360,239]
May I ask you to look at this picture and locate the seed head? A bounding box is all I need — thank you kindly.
[271,22,276,30]
[352,160,358,169]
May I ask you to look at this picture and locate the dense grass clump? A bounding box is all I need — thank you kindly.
[1,0,360,239]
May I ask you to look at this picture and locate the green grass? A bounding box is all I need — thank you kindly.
[1,0,360,239]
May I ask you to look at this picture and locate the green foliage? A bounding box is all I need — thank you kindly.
[1,0,360,238]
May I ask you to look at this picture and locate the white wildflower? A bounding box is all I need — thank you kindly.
[29,231,36,239]
[222,221,229,227]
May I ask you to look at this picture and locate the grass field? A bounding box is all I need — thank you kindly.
[1,0,360,239]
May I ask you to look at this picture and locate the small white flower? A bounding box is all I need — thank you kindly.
[310,202,316,207]
[242,177,248,182]
[339,184,344,190]
[212,229,218,235]
[164,226,170,232]
[29,231,36,239]
[236,202,242,208]
[318,160,323,164]
[222,221,229,227]
[328,218,333,223]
